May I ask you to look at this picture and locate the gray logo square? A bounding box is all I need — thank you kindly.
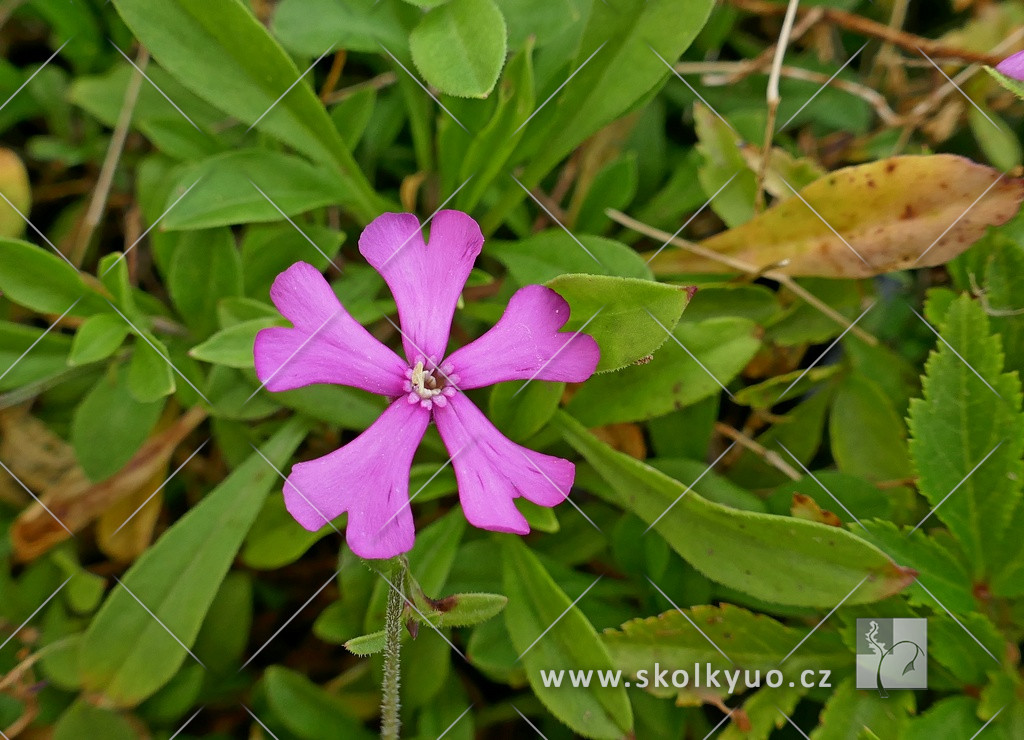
[855,618,927,695]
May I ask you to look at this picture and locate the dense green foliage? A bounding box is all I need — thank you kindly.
[2,0,1024,738]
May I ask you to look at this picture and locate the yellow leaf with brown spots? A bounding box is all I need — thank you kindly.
[648,155,1024,278]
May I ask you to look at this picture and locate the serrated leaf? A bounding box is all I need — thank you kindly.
[985,65,1024,98]
[545,273,692,372]
[603,605,851,700]
[556,412,915,607]
[502,537,633,739]
[907,295,1024,580]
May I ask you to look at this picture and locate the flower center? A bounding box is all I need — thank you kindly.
[410,361,445,399]
[404,360,459,410]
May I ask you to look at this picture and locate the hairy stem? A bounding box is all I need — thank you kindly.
[381,563,404,740]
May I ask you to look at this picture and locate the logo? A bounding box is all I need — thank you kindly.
[855,618,927,696]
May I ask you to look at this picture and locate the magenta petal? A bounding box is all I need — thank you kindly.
[433,393,573,534]
[444,285,600,388]
[359,211,483,363]
[997,50,1024,81]
[253,262,407,396]
[284,399,430,559]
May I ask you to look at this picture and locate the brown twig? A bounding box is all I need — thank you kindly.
[726,0,1009,66]
[675,62,901,126]
[323,72,398,105]
[715,422,802,481]
[319,50,347,102]
[74,46,149,266]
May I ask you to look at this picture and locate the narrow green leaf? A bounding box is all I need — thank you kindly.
[79,418,308,706]
[273,0,416,56]
[0,320,71,390]
[503,537,633,739]
[546,273,691,372]
[410,0,507,98]
[110,0,382,221]
[556,412,916,606]
[264,666,375,739]
[161,150,351,231]
[0,238,103,315]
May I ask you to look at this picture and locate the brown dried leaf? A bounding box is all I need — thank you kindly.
[0,406,78,504]
[94,468,166,563]
[648,155,1024,278]
[591,423,647,460]
[791,493,842,528]
[11,407,206,561]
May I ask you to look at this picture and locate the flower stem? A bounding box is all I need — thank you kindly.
[381,562,404,740]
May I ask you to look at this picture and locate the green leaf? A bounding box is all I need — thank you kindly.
[241,223,345,300]
[489,380,563,442]
[813,677,912,739]
[429,592,508,628]
[556,412,916,606]
[344,630,386,656]
[410,0,508,98]
[603,605,851,700]
[830,374,912,482]
[190,318,282,368]
[985,65,1024,99]
[161,150,351,231]
[859,521,974,614]
[79,418,308,706]
[71,365,164,480]
[502,537,633,739]
[0,320,71,390]
[451,42,535,211]
[273,0,416,56]
[545,274,692,372]
[264,666,375,740]
[127,338,176,402]
[166,227,243,338]
[110,0,382,221]
[0,238,103,315]
[491,230,652,285]
[908,295,1024,580]
[518,0,714,190]
[69,314,129,367]
[54,702,136,740]
[694,103,756,228]
[566,316,760,425]
[242,494,327,569]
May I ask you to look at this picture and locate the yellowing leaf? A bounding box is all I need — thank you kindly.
[649,155,1024,278]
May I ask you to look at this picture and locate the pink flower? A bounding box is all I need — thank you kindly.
[253,211,600,559]
[996,49,1024,81]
